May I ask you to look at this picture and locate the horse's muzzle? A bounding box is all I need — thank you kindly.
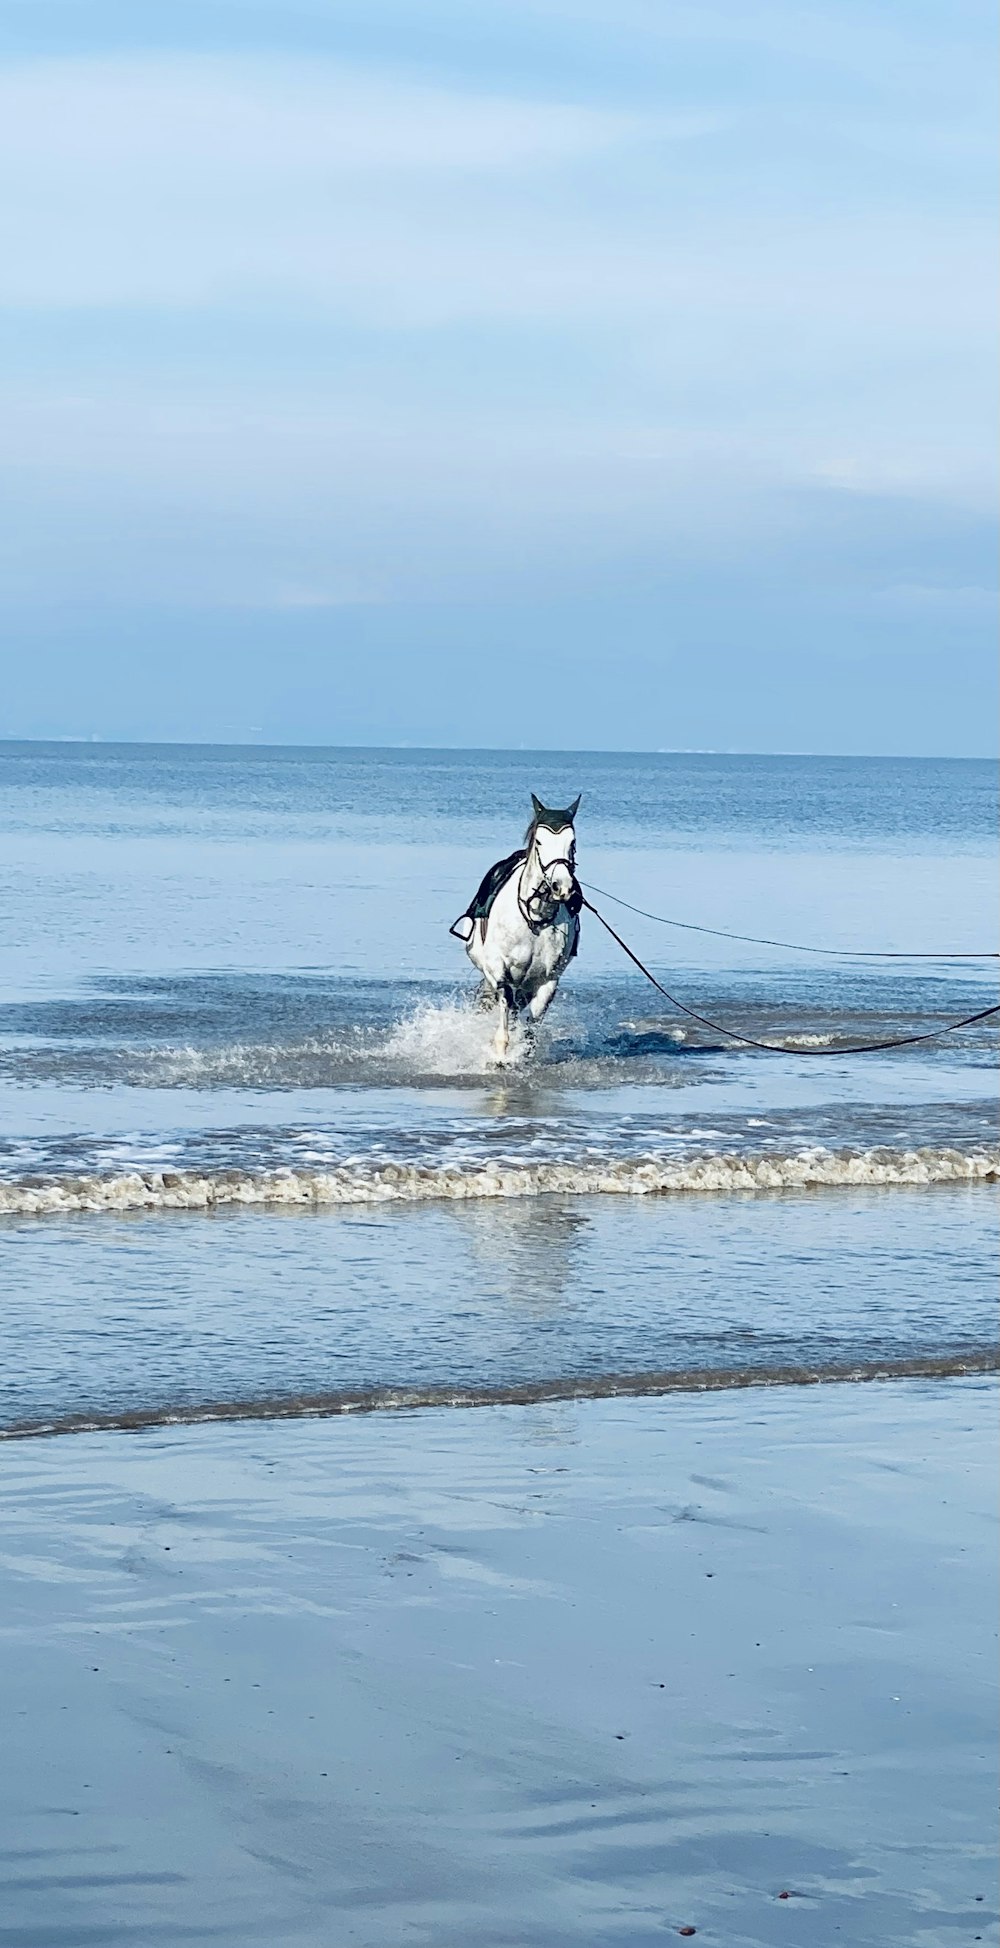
[545,866,575,903]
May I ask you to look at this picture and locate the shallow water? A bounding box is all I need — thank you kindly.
[0,744,996,1428]
[3,1187,997,1435]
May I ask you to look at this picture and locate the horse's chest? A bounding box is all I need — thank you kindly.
[532,922,573,977]
[469,875,579,997]
[502,914,574,984]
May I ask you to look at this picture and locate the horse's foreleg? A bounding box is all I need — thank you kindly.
[492,983,514,1063]
[526,978,558,1026]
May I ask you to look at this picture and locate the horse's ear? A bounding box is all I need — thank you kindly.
[530,792,544,818]
[568,794,581,820]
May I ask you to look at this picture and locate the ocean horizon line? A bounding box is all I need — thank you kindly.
[1,737,996,763]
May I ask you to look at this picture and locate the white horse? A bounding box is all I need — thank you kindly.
[451,793,582,1063]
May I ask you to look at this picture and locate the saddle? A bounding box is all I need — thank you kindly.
[449,849,526,940]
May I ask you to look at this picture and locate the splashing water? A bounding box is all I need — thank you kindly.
[384,998,535,1076]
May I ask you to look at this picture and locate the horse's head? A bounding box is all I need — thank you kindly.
[527,792,580,902]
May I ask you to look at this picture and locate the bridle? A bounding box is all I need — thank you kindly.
[517,829,578,933]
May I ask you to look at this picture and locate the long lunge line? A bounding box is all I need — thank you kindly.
[581,899,1000,1056]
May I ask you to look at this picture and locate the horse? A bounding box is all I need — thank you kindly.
[450,793,582,1063]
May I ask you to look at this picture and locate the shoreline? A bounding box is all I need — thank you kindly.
[2,1345,997,1442]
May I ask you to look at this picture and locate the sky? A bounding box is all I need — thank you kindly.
[0,0,996,753]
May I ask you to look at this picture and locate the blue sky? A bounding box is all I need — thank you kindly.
[0,1,995,752]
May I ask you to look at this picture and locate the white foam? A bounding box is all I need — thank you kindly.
[139,1036,358,1086]
[1,1146,996,1218]
[621,1019,689,1042]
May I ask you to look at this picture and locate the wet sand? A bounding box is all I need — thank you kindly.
[1,1378,996,1947]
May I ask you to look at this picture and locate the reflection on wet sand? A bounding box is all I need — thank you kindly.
[0,1379,994,1947]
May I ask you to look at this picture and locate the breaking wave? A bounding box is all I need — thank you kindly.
[1,1143,996,1219]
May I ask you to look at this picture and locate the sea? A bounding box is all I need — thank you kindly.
[0,743,996,1437]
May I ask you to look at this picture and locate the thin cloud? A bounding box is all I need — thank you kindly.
[0,54,661,175]
[0,56,728,313]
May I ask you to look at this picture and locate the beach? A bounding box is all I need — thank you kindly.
[1,1376,996,1946]
[0,744,996,1942]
